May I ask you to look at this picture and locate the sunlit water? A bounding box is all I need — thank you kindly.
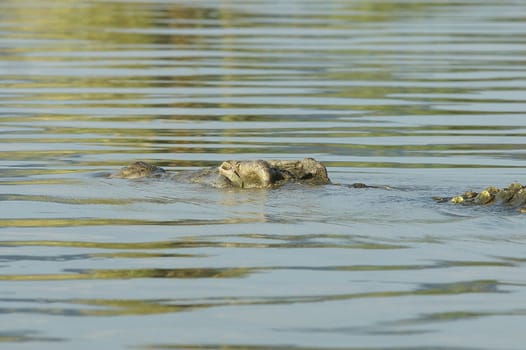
[1,1,526,349]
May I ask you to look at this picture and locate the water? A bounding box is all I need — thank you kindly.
[1,0,526,349]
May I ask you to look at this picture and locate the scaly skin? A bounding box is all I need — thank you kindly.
[436,182,526,213]
[109,161,166,179]
[109,163,525,212]
[110,158,331,189]
[266,158,330,185]
[218,160,281,188]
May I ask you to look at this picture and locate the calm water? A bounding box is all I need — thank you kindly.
[1,1,526,349]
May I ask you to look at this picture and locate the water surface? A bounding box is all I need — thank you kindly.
[1,1,526,349]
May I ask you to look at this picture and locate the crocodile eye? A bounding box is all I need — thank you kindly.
[221,161,241,172]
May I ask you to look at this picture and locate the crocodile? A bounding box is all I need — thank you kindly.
[110,158,331,189]
[110,160,525,213]
[434,182,526,213]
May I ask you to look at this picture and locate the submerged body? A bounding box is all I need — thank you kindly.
[435,182,526,213]
[111,158,331,189]
[111,162,525,213]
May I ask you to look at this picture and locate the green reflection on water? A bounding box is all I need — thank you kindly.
[0,255,511,285]
[140,344,475,350]
[0,330,64,343]
[0,280,506,317]
[0,239,405,250]
[91,251,202,259]
[2,0,522,169]
[0,194,138,205]
[0,267,252,281]
[0,218,259,228]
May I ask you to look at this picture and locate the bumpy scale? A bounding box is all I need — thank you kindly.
[440,182,526,213]
[111,158,331,189]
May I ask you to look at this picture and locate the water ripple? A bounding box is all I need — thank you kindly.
[1,0,526,349]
